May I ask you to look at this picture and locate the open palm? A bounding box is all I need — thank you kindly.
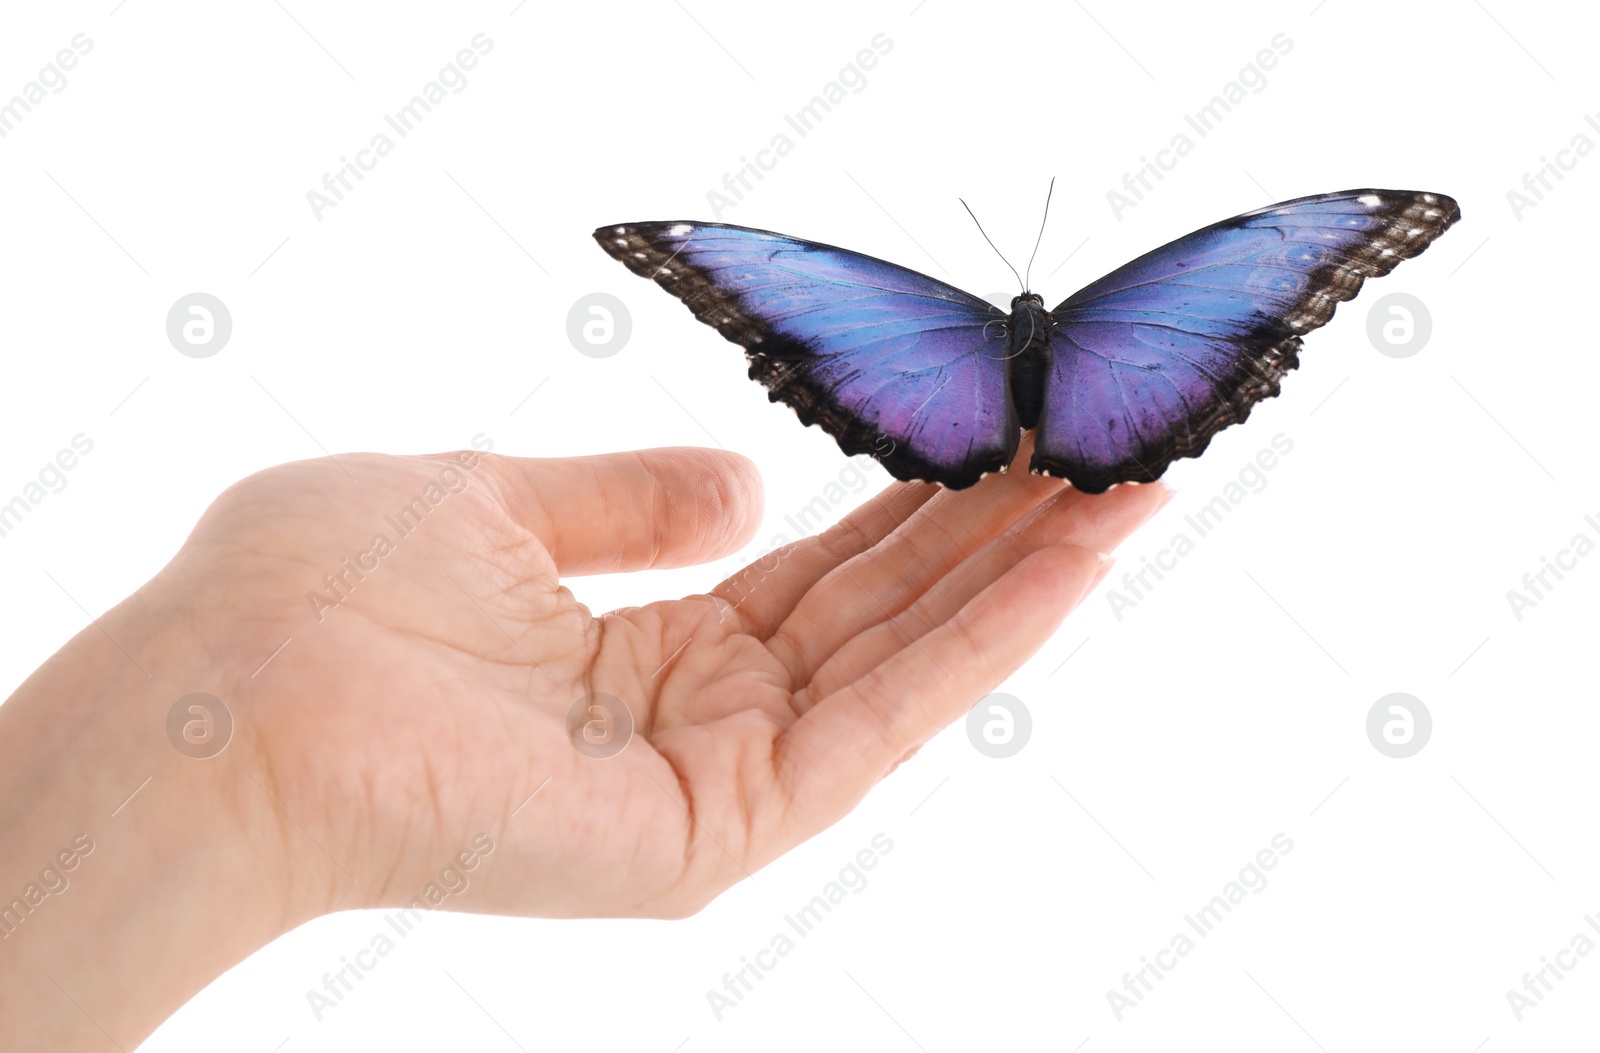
[166,444,1163,922]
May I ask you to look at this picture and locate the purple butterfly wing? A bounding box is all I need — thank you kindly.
[1033,189,1461,493]
[596,222,1016,489]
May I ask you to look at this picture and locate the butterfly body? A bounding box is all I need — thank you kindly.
[1002,293,1052,430]
[596,189,1460,492]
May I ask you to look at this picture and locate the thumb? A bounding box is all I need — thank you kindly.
[485,447,763,575]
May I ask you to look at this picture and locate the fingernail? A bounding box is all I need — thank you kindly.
[1127,484,1173,531]
[1146,483,1177,521]
[1074,551,1117,605]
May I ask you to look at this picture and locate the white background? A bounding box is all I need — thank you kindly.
[2,0,1595,1049]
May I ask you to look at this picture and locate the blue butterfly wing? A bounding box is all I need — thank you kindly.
[1033,189,1460,492]
[596,222,1016,489]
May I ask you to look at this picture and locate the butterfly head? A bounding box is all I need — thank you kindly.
[1010,292,1044,309]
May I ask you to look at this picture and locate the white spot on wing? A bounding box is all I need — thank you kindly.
[1357,194,1382,207]
[669,223,692,236]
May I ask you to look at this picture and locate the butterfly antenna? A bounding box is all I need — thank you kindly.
[1022,176,1055,292]
[960,197,1023,291]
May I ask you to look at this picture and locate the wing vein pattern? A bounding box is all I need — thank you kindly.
[1034,189,1460,492]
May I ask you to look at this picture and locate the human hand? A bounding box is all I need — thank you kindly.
[0,439,1166,1047]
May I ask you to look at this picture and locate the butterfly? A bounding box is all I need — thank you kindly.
[594,188,1460,492]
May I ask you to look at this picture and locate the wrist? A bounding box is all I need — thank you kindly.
[0,576,306,1049]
